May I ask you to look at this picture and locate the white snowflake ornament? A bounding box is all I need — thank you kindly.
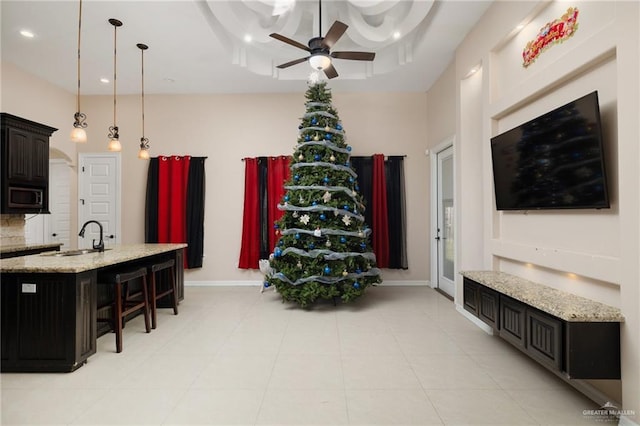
[322,191,332,203]
[300,214,310,225]
[342,215,352,226]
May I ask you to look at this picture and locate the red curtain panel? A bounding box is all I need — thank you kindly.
[267,156,290,251]
[158,156,190,268]
[238,158,261,269]
[372,153,390,267]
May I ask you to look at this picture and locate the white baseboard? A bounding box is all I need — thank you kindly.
[455,304,494,335]
[185,280,430,287]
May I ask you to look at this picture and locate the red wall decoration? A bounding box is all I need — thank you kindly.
[523,7,579,68]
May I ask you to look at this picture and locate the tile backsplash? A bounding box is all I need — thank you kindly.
[1,214,26,246]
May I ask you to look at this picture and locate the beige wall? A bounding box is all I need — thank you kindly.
[77,90,430,284]
[426,0,639,419]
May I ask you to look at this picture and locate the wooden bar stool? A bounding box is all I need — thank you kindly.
[148,259,179,329]
[105,267,151,353]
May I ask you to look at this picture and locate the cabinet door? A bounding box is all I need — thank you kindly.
[526,309,562,371]
[499,295,526,348]
[479,287,499,330]
[463,278,479,316]
[6,128,48,183]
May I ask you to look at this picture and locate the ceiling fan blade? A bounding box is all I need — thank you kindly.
[269,33,311,52]
[331,51,376,61]
[323,63,339,79]
[321,21,348,49]
[276,57,310,69]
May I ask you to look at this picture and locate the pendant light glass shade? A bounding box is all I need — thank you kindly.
[107,18,122,152]
[71,0,88,143]
[137,43,150,160]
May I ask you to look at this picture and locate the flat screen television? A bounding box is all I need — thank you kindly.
[490,91,610,210]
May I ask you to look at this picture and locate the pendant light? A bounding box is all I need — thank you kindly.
[137,43,150,160]
[107,18,123,152]
[70,0,87,143]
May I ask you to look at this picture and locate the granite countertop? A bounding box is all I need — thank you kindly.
[0,242,63,254]
[0,243,187,273]
[460,270,624,323]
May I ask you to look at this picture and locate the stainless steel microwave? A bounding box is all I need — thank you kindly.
[7,186,45,209]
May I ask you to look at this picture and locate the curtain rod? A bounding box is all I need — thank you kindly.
[241,154,407,161]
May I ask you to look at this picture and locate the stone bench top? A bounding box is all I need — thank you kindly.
[460,270,624,323]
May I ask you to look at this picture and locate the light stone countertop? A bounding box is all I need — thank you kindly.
[460,270,624,323]
[0,242,63,254]
[0,243,187,273]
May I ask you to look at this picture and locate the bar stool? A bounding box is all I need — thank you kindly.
[105,267,151,353]
[148,259,179,329]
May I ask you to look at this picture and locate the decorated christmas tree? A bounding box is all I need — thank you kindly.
[265,79,382,307]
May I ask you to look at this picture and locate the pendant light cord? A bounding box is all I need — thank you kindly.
[141,47,145,139]
[76,0,82,114]
[113,23,117,128]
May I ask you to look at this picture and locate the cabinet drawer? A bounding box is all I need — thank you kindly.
[526,309,563,371]
[499,295,526,348]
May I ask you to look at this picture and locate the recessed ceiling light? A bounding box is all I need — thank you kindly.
[392,31,401,40]
[244,34,252,43]
[20,29,35,38]
[100,77,109,84]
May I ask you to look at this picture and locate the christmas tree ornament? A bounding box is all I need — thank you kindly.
[353,282,360,289]
[312,200,318,206]
[299,196,304,204]
[293,211,299,218]
[297,261,303,269]
[264,281,270,288]
[325,126,330,132]
[334,209,339,216]
[322,191,332,203]
[323,176,330,183]
[340,236,347,244]
[314,154,321,161]
[343,204,350,211]
[356,268,362,274]
[295,233,300,240]
[342,270,348,277]
[299,214,310,225]
[313,133,320,141]
[305,134,311,141]
[347,146,352,151]
[323,265,331,274]
[329,154,336,162]
[314,227,322,237]
[325,133,332,140]
[298,154,304,160]
[308,242,315,249]
[284,195,289,202]
[336,124,343,130]
[325,240,332,247]
[358,230,364,237]
[294,174,300,181]
[274,247,282,257]
[319,214,326,221]
[342,215,352,226]
[360,242,366,250]
[311,117,318,125]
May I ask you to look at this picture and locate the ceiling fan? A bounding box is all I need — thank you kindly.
[269,0,376,79]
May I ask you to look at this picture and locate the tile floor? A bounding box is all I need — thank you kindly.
[1,285,613,425]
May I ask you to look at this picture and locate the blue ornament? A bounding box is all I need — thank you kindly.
[312,201,317,206]
[284,195,289,202]
[353,282,360,289]
[343,205,350,211]
[323,265,331,274]
[274,224,279,229]
[311,117,318,125]
[340,236,347,244]
[320,214,326,221]
[349,177,354,183]
[309,242,315,249]
[295,233,300,240]
[314,154,321,161]
[355,184,360,191]
[336,124,343,130]
[355,268,362,274]
[274,248,282,257]
[325,133,332,140]
[279,240,284,246]
[305,135,311,141]
[347,146,352,152]
[294,174,300,181]
[264,281,270,288]
[345,161,350,167]
[323,176,330,183]
[360,242,366,250]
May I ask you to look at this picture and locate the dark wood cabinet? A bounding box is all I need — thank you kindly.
[1,271,97,372]
[462,277,620,380]
[463,278,499,330]
[1,113,57,214]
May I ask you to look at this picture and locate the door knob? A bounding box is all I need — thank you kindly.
[52,233,57,237]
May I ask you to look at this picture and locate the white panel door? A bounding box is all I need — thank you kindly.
[78,154,120,249]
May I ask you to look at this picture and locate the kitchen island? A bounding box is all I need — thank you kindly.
[0,243,186,372]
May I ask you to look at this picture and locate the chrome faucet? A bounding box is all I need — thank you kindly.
[78,220,104,252]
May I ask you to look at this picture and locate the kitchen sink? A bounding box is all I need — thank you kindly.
[41,248,112,257]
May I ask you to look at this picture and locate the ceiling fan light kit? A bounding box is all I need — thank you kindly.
[269,0,375,79]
